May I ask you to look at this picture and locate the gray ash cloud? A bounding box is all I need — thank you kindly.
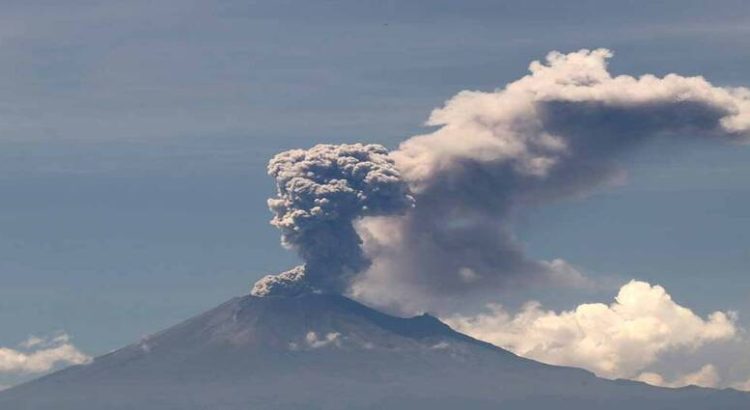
[255,49,750,309]
[352,49,750,311]
[252,143,413,296]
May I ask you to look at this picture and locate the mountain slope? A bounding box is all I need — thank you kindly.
[1,293,748,410]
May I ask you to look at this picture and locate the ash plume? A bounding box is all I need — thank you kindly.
[252,143,413,296]
[352,49,750,310]
[254,49,750,308]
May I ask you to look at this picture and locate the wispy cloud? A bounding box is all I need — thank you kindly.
[289,331,342,351]
[636,364,721,389]
[732,377,750,392]
[304,331,341,349]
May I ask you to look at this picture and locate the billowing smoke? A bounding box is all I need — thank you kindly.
[254,49,750,306]
[252,144,413,296]
[351,49,750,310]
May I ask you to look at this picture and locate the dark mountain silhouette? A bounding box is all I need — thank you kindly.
[2,293,748,409]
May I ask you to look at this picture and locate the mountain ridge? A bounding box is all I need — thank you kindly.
[2,293,748,410]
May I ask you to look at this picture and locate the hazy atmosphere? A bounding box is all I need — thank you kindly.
[2,0,750,396]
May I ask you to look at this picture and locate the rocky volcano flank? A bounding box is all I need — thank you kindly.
[2,293,749,410]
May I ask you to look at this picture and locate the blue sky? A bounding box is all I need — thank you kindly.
[1,0,750,388]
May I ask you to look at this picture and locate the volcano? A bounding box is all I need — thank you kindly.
[1,293,748,409]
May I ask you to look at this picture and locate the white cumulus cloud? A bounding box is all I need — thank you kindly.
[445,280,737,380]
[0,333,92,374]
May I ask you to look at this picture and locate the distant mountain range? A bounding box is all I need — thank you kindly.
[2,293,748,409]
